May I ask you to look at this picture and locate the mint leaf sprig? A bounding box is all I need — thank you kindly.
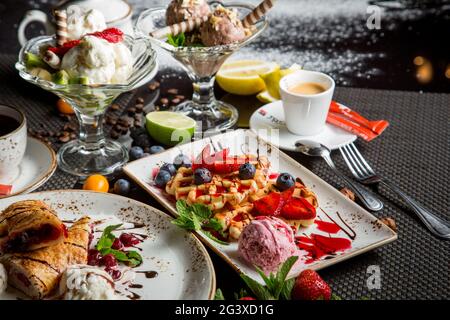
[240,256,298,300]
[95,224,143,267]
[167,32,186,47]
[172,200,229,245]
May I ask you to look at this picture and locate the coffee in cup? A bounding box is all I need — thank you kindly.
[0,105,27,184]
[279,70,335,136]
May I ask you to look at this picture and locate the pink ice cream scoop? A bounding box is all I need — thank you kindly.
[166,0,211,25]
[238,216,297,273]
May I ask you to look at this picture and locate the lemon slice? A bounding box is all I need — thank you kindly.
[259,64,303,100]
[256,90,278,104]
[146,111,196,146]
[216,60,280,96]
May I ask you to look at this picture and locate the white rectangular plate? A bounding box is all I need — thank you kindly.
[124,129,397,284]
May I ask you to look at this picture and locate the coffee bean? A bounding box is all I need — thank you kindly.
[111,104,120,111]
[167,88,178,95]
[160,98,169,105]
[134,120,143,128]
[110,130,120,139]
[147,81,160,90]
[59,135,70,143]
[175,95,185,100]
[127,107,136,115]
[106,117,117,125]
[64,123,76,132]
[136,97,144,104]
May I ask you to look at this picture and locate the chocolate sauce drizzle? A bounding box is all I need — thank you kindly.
[320,208,357,240]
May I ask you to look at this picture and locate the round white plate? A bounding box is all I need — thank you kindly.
[1,137,57,198]
[0,191,216,300]
[249,100,357,151]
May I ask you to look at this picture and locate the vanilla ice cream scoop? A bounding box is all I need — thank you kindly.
[59,265,116,300]
[61,35,132,84]
[0,263,7,295]
[66,5,107,41]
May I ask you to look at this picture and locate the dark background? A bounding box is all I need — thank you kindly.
[1,0,450,92]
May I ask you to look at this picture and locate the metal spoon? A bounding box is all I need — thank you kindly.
[295,140,384,211]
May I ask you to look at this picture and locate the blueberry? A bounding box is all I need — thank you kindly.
[149,145,165,154]
[239,163,256,180]
[132,134,152,148]
[113,179,131,195]
[155,170,172,188]
[276,173,295,191]
[194,168,212,185]
[129,146,144,160]
[173,154,192,169]
[160,163,177,176]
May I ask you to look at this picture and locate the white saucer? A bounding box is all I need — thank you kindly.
[249,100,357,151]
[1,137,57,198]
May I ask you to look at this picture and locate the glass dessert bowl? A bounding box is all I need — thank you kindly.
[136,1,268,133]
[16,35,158,178]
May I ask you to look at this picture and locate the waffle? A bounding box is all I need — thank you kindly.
[165,154,318,241]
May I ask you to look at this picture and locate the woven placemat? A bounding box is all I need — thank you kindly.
[1,53,449,299]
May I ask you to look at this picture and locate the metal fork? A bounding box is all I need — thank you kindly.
[340,143,450,239]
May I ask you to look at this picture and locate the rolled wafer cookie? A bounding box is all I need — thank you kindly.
[54,10,68,46]
[242,0,276,28]
[43,50,61,69]
[150,15,209,39]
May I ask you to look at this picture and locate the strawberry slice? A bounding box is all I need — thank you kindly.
[47,28,124,57]
[48,39,81,56]
[192,145,230,172]
[89,27,123,43]
[281,196,316,220]
[213,156,243,174]
[253,192,284,216]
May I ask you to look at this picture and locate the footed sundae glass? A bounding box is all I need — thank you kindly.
[16,35,158,178]
[136,1,268,133]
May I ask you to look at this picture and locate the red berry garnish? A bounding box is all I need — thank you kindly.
[119,233,141,247]
[89,28,123,43]
[87,249,102,266]
[105,267,121,280]
[111,238,124,250]
[101,253,118,268]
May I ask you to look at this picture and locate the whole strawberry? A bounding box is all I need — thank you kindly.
[292,269,331,300]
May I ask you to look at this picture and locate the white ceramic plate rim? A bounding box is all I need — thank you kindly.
[0,190,216,300]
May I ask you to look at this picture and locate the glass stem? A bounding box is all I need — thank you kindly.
[76,111,106,151]
[191,76,216,111]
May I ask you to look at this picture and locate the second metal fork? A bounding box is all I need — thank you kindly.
[340,143,450,239]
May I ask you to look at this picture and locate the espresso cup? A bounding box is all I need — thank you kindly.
[0,105,27,184]
[279,70,335,136]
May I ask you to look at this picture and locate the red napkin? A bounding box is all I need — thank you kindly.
[326,101,389,141]
[0,184,12,196]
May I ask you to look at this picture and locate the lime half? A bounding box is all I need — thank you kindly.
[146,111,196,146]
